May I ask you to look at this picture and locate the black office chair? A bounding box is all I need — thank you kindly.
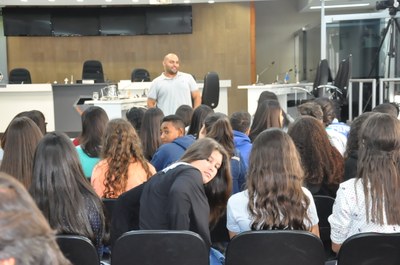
[111,230,209,265]
[337,232,400,265]
[56,235,99,265]
[313,195,336,260]
[131,68,150,82]
[201,71,220,109]
[82,60,105,83]
[102,198,116,225]
[322,55,352,102]
[110,183,144,247]
[312,59,333,98]
[9,68,32,84]
[225,230,325,265]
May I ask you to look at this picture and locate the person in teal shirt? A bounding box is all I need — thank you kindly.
[75,106,109,179]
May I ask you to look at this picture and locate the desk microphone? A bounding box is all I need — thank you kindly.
[275,68,293,83]
[255,61,275,85]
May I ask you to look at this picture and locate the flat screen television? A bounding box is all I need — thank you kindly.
[146,6,192,35]
[100,9,146,36]
[52,10,99,36]
[3,8,52,36]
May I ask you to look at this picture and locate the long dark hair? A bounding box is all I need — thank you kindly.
[80,106,109,157]
[29,132,107,246]
[249,100,282,142]
[357,113,400,225]
[202,113,235,157]
[247,129,310,231]
[187,104,214,139]
[180,138,232,226]
[0,117,43,188]
[344,112,375,159]
[288,116,344,193]
[139,108,164,160]
[0,172,71,265]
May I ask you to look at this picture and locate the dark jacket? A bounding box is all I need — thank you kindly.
[151,135,196,172]
[139,163,211,247]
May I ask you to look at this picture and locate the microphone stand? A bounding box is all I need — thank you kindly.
[255,61,275,85]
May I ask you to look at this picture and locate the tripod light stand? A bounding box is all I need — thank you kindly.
[364,6,400,110]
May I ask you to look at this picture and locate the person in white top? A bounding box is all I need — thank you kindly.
[227,128,319,238]
[328,113,400,254]
[147,53,201,115]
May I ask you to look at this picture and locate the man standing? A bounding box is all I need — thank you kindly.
[147,53,201,115]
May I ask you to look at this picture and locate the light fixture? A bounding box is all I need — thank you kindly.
[105,0,112,2]
[132,0,139,2]
[76,0,84,2]
[184,0,190,3]
[208,0,215,3]
[21,0,28,2]
[310,3,370,9]
[48,0,55,2]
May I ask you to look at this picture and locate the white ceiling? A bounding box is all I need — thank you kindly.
[0,0,380,13]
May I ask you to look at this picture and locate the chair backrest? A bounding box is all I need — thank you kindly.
[201,71,220,109]
[131,68,150,82]
[312,59,333,98]
[9,68,32,84]
[332,55,352,101]
[313,195,335,259]
[210,212,230,244]
[82,60,104,83]
[225,230,325,265]
[337,232,400,265]
[102,198,116,225]
[56,235,99,265]
[111,230,209,265]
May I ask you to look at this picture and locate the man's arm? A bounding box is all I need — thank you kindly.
[147,98,156,108]
[191,90,201,108]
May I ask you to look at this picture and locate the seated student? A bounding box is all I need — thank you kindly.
[297,101,324,121]
[14,110,47,135]
[175,104,194,133]
[0,117,43,189]
[30,132,107,257]
[140,138,232,265]
[92,119,155,198]
[227,129,319,238]
[75,106,109,179]
[199,113,247,194]
[0,172,71,265]
[288,116,344,197]
[126,107,146,134]
[139,108,164,160]
[343,112,375,181]
[187,104,214,139]
[314,97,350,156]
[329,113,400,253]
[230,111,252,169]
[151,115,196,171]
[372,102,399,118]
[249,100,284,142]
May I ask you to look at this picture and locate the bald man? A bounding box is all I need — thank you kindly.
[147,53,201,115]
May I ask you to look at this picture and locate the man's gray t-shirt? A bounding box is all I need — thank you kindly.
[148,71,198,115]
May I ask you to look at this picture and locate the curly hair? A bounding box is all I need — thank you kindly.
[288,116,344,196]
[102,119,153,198]
[247,129,311,231]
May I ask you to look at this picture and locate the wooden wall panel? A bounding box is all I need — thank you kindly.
[6,3,251,113]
